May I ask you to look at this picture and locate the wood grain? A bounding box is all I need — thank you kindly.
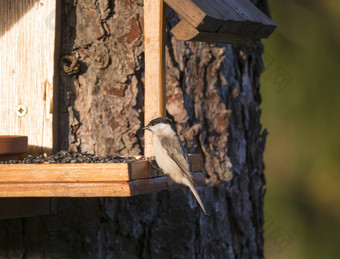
[0,163,132,182]
[144,0,166,156]
[0,154,202,183]
[164,0,205,28]
[0,182,132,197]
[0,0,59,155]
[0,155,204,197]
[0,172,205,197]
[171,19,200,41]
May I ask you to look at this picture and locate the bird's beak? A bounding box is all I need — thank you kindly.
[143,126,149,131]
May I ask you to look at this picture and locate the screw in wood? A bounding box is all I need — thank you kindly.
[16,105,28,117]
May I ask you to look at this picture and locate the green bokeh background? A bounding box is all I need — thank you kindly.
[262,1,340,258]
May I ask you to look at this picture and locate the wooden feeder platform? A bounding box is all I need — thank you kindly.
[0,155,204,197]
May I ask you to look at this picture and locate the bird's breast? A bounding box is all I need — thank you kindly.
[153,136,183,183]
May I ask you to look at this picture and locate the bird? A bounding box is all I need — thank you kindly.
[144,117,207,215]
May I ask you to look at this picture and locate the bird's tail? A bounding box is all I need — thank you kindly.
[183,178,208,216]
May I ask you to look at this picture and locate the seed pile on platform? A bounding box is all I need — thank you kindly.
[0,150,142,164]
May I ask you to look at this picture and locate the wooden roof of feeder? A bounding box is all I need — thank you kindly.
[165,0,276,46]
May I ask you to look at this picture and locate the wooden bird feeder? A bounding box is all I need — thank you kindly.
[0,0,275,211]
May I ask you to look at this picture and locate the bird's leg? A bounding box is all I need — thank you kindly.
[166,176,171,188]
[147,157,163,177]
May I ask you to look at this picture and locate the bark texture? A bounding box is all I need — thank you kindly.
[0,0,269,258]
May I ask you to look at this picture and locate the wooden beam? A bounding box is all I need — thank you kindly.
[0,172,205,197]
[0,155,203,197]
[164,0,276,45]
[163,0,206,28]
[144,0,166,156]
[0,0,59,155]
[171,19,255,46]
[0,163,143,182]
[0,154,202,183]
[0,182,132,197]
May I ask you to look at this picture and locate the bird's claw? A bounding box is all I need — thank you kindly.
[147,157,163,177]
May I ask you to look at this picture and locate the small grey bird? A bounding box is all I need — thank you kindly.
[144,117,207,215]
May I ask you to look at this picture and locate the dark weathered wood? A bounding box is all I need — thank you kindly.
[193,0,276,31]
[165,0,276,44]
[172,19,255,46]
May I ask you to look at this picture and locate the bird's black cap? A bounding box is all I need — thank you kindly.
[147,117,173,126]
[145,117,177,132]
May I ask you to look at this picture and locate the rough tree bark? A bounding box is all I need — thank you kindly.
[0,0,269,258]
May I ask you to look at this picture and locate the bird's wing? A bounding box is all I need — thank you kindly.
[160,135,207,215]
[159,135,194,181]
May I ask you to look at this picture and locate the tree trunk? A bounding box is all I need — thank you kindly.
[0,0,269,258]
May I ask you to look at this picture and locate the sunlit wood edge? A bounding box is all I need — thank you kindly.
[0,172,206,197]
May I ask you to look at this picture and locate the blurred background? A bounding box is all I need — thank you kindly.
[261,0,340,258]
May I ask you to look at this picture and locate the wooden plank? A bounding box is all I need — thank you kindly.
[218,21,273,39]
[193,0,275,26]
[0,0,59,155]
[0,154,202,183]
[0,172,205,197]
[0,182,132,197]
[193,0,240,21]
[164,0,223,32]
[165,0,276,44]
[0,163,131,182]
[171,19,255,46]
[171,19,200,41]
[164,0,205,28]
[129,160,152,179]
[0,198,52,220]
[144,0,166,156]
[226,0,274,24]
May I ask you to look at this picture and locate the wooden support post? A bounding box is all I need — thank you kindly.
[144,0,166,156]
